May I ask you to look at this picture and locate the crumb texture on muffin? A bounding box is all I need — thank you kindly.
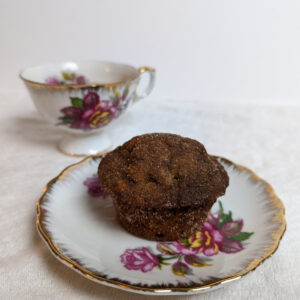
[98,133,229,209]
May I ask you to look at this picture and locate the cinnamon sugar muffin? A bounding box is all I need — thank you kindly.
[98,133,229,241]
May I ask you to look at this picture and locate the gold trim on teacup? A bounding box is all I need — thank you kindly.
[36,156,286,294]
[20,65,156,90]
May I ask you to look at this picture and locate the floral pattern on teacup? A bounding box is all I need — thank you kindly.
[45,71,87,85]
[121,201,254,277]
[58,86,132,130]
[58,92,119,130]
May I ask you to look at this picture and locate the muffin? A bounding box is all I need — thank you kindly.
[98,133,229,241]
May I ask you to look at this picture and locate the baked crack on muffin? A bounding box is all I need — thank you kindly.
[98,133,229,241]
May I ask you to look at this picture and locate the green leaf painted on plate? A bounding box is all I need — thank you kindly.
[227,232,254,242]
[218,201,231,228]
[227,210,233,222]
[181,239,191,247]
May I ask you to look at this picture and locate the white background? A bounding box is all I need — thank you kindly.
[1,0,300,104]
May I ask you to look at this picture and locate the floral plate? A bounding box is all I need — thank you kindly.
[37,156,286,296]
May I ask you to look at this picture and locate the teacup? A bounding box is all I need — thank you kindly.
[20,61,155,156]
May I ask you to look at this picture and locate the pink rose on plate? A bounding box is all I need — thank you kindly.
[186,209,248,256]
[83,176,109,198]
[120,247,159,272]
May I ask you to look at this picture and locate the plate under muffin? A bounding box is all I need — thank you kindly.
[36,156,286,296]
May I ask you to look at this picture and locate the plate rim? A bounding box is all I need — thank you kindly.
[36,155,286,295]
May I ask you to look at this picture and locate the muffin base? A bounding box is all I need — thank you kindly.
[113,199,212,241]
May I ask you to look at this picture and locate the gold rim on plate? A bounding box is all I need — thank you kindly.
[36,155,286,294]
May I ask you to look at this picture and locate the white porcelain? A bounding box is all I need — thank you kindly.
[37,156,286,296]
[20,61,155,156]
[57,132,112,156]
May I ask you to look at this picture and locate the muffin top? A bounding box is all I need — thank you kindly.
[98,133,229,209]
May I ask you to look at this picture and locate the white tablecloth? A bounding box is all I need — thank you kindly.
[1,91,299,299]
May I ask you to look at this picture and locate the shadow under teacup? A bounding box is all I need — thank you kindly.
[20,60,155,156]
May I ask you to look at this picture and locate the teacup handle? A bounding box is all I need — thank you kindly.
[134,66,156,101]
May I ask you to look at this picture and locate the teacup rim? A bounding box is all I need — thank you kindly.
[20,60,152,90]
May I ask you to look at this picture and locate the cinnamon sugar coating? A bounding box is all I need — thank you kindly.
[98,133,229,240]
